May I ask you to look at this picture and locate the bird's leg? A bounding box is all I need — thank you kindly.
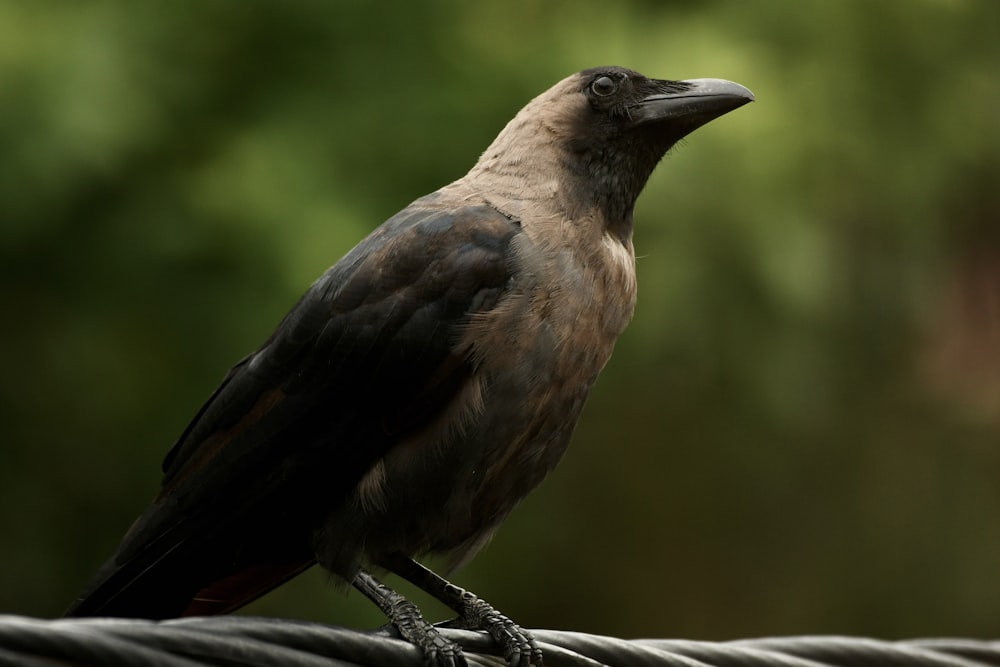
[352,569,466,667]
[381,553,543,667]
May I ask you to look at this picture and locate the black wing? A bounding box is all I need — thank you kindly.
[67,196,520,618]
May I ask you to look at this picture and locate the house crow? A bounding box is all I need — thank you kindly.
[67,66,754,666]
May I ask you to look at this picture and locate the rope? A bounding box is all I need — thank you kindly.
[0,615,996,667]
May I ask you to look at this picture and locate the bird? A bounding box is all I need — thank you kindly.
[67,66,753,666]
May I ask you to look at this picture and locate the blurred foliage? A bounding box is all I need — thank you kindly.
[2,0,999,642]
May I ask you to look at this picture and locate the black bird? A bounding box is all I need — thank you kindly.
[67,66,753,666]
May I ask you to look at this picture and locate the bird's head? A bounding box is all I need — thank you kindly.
[469,66,754,230]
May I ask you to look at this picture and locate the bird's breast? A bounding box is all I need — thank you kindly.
[431,226,637,542]
[335,223,637,570]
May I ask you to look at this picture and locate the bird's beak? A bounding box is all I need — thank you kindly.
[629,78,755,129]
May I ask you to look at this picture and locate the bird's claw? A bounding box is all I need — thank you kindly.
[387,598,467,666]
[414,627,465,667]
[454,591,542,667]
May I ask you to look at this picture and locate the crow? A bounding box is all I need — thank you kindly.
[67,66,753,666]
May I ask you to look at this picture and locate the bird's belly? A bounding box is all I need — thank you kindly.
[320,332,611,576]
[370,370,592,560]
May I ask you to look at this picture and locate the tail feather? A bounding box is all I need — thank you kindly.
[66,521,316,619]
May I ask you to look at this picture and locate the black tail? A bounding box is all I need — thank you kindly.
[66,517,315,618]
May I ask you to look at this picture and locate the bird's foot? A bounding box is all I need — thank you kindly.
[355,570,466,666]
[380,555,542,666]
[445,586,542,667]
[387,598,466,667]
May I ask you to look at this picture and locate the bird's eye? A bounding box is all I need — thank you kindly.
[590,76,617,97]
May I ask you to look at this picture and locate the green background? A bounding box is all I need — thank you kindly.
[2,0,999,640]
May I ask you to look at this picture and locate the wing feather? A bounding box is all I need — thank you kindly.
[67,198,520,618]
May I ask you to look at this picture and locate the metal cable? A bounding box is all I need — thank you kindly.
[0,614,997,667]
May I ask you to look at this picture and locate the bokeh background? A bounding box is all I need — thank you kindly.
[2,0,999,641]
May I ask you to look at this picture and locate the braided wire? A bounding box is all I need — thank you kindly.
[0,615,996,667]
